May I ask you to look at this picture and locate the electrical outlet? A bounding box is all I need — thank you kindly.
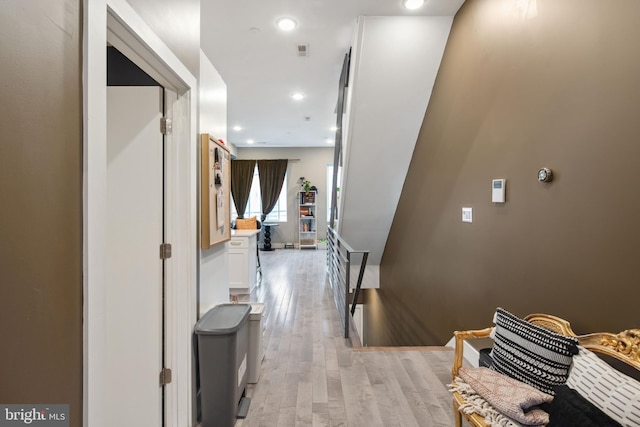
[462,207,473,223]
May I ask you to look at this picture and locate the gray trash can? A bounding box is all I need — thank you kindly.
[195,303,251,427]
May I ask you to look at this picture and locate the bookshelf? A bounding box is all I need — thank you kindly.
[298,191,317,249]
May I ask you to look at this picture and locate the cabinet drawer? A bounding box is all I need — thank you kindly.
[229,237,248,249]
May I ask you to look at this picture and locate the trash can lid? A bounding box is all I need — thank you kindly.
[195,304,251,335]
[248,302,265,320]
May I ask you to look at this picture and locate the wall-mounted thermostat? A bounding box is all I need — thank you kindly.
[492,179,506,203]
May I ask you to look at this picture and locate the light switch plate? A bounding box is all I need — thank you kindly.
[462,207,473,223]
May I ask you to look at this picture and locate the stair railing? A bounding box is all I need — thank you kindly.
[327,226,369,339]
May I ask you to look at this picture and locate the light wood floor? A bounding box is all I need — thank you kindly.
[235,249,457,427]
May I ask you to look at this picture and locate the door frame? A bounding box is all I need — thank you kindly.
[83,1,198,426]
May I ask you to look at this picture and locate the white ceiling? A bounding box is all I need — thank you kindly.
[200,0,464,148]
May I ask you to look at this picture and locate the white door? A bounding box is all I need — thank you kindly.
[106,86,164,426]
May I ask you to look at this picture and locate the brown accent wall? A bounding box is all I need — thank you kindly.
[369,0,640,346]
[0,1,83,425]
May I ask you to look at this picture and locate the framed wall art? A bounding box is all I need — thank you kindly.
[201,133,231,249]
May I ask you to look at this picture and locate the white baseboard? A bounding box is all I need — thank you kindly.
[445,336,479,368]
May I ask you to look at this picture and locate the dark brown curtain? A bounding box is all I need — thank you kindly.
[231,159,256,218]
[257,159,288,222]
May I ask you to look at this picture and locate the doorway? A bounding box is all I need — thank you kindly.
[84,3,198,427]
[106,41,183,426]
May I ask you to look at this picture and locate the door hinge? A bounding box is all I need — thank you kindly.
[160,117,172,135]
[160,368,172,386]
[160,243,172,259]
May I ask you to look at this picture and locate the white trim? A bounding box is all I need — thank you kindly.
[84,1,197,426]
[353,304,364,340]
[83,2,108,426]
[445,337,480,369]
[106,3,192,93]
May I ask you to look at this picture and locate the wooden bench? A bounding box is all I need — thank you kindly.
[451,313,640,427]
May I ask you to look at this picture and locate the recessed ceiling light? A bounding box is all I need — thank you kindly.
[291,93,305,101]
[330,126,338,131]
[247,139,255,144]
[403,0,424,10]
[276,17,297,31]
[233,126,243,132]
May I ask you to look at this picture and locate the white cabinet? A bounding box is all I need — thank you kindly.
[228,230,259,292]
[299,191,317,249]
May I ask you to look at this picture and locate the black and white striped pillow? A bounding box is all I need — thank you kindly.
[566,346,640,427]
[489,307,579,395]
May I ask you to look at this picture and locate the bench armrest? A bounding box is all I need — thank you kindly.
[452,327,494,379]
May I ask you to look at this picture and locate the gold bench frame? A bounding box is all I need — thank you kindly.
[451,313,640,427]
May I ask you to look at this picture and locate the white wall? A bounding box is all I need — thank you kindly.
[339,16,454,267]
[235,147,334,247]
[199,50,227,143]
[198,50,230,315]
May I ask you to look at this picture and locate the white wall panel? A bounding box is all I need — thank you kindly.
[340,16,455,274]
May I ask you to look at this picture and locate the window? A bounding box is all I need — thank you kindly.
[231,166,287,222]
